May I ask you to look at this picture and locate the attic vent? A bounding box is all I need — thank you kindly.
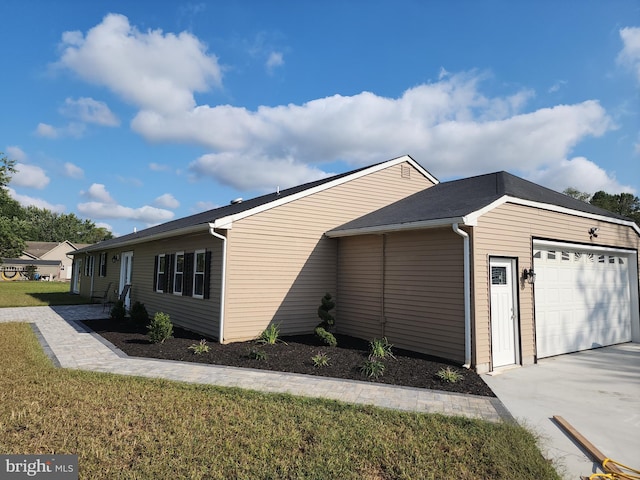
[401,164,411,179]
[230,198,243,205]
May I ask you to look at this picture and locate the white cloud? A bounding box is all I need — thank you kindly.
[190,151,331,191]
[149,162,170,172]
[95,222,113,232]
[8,188,65,212]
[36,123,59,138]
[64,162,84,179]
[618,26,640,83]
[56,13,222,114]
[193,200,218,212]
[11,163,50,189]
[60,97,120,126]
[548,80,567,93]
[53,14,619,194]
[35,122,85,139]
[5,146,27,162]
[146,73,611,189]
[527,157,634,195]
[77,201,174,224]
[153,193,180,209]
[266,51,284,72]
[81,183,116,203]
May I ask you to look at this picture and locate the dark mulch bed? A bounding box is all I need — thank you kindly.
[82,319,495,397]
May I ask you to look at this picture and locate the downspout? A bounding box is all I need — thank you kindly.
[208,224,227,344]
[452,223,472,369]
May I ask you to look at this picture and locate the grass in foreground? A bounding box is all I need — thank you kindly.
[0,323,561,479]
[0,281,90,307]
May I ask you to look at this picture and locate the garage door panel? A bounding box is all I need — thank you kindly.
[534,244,633,359]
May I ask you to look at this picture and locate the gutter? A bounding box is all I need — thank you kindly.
[208,224,227,344]
[452,223,472,369]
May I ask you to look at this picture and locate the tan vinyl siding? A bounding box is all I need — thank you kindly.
[129,232,223,339]
[337,235,384,340]
[222,162,434,342]
[473,202,640,369]
[383,229,465,362]
[337,229,465,363]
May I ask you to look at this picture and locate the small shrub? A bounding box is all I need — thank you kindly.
[311,352,330,367]
[188,339,210,355]
[147,312,173,344]
[436,366,464,384]
[110,300,126,321]
[314,292,337,347]
[248,348,268,361]
[370,337,395,359]
[314,327,337,347]
[360,357,385,379]
[257,323,287,345]
[129,301,149,325]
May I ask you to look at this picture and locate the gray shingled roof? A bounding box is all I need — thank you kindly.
[73,161,396,254]
[329,171,632,234]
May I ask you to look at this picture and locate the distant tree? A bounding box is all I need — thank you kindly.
[591,191,640,224]
[22,207,113,243]
[563,187,591,203]
[0,153,25,261]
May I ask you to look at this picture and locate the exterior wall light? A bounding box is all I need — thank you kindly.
[523,268,536,284]
[112,254,120,263]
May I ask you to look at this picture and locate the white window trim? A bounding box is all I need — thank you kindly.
[85,255,95,276]
[173,252,184,296]
[193,249,205,299]
[156,254,166,293]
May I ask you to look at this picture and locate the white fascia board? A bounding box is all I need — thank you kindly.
[466,196,640,236]
[326,217,467,237]
[212,155,439,230]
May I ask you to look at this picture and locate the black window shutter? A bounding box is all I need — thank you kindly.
[203,251,212,299]
[153,255,159,291]
[101,253,107,277]
[183,252,194,297]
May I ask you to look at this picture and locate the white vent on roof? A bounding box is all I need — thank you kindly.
[230,198,243,205]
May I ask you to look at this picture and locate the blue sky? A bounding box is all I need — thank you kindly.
[1,1,639,236]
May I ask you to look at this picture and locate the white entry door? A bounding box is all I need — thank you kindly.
[490,258,518,368]
[119,251,133,309]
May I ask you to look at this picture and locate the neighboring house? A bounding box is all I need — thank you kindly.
[326,171,640,373]
[70,158,640,373]
[1,241,91,281]
[70,156,437,340]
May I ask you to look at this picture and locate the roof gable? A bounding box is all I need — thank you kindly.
[74,155,437,253]
[328,171,640,237]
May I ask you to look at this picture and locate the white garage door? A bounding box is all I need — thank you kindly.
[534,243,633,358]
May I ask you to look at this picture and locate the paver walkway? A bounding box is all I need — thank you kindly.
[0,305,510,422]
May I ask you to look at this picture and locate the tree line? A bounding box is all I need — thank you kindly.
[563,187,640,225]
[1,152,113,259]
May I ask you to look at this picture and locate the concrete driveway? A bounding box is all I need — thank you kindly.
[482,343,640,480]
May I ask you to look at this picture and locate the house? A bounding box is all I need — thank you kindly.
[1,241,90,281]
[70,156,437,340]
[71,158,640,372]
[326,171,640,373]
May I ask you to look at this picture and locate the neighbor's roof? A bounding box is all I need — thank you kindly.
[24,241,91,258]
[327,171,640,237]
[73,155,437,254]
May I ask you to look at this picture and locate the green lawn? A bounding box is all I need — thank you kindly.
[0,281,90,307]
[0,322,561,479]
